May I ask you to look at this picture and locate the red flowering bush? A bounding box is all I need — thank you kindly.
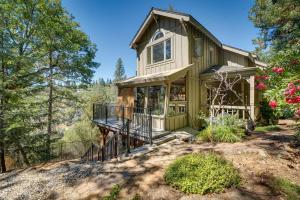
[255,50,300,118]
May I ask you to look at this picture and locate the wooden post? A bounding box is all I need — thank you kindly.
[114,133,118,158]
[149,108,153,145]
[249,76,255,121]
[164,82,171,116]
[126,120,130,154]
[105,105,108,124]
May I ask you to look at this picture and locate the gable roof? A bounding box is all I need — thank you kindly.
[130,7,222,48]
[130,8,267,67]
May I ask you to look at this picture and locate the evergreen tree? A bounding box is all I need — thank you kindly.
[99,78,106,86]
[37,1,98,154]
[0,0,49,172]
[113,58,126,82]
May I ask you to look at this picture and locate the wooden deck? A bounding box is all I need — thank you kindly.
[93,117,169,140]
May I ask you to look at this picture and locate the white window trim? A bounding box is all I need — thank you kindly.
[194,37,204,58]
[152,30,165,42]
[146,35,173,67]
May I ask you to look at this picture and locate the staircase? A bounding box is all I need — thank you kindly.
[81,104,178,162]
[81,129,177,162]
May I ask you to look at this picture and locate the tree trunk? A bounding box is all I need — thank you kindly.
[46,52,53,157]
[0,30,6,173]
[17,142,29,166]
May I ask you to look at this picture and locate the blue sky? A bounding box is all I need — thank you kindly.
[62,0,259,81]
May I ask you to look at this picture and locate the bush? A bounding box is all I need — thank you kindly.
[260,174,300,200]
[199,125,245,143]
[164,153,240,194]
[103,184,121,200]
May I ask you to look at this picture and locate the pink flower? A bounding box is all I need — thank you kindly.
[269,100,278,109]
[295,109,300,118]
[288,87,297,96]
[255,82,267,90]
[272,67,284,74]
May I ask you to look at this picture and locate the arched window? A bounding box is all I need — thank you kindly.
[147,30,172,64]
[152,31,164,41]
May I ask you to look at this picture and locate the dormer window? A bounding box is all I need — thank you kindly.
[147,30,172,65]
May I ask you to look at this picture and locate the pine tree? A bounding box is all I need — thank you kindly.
[99,78,106,86]
[0,0,48,172]
[113,58,126,82]
[37,1,98,154]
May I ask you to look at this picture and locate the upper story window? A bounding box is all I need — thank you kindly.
[152,31,164,41]
[209,46,214,65]
[147,30,172,65]
[194,37,203,57]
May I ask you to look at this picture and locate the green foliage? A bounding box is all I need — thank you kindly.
[250,0,300,51]
[0,0,100,171]
[197,110,208,130]
[255,125,282,132]
[199,125,245,143]
[198,115,245,143]
[164,153,240,194]
[267,176,300,200]
[103,184,121,200]
[250,0,300,115]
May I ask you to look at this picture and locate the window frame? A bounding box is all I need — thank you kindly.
[194,37,204,58]
[209,46,214,65]
[146,34,173,66]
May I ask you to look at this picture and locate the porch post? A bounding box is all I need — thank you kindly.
[241,80,245,120]
[164,81,170,116]
[249,76,255,121]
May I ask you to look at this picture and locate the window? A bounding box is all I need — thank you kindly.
[135,87,146,108]
[147,46,151,65]
[148,85,165,115]
[152,31,164,41]
[153,42,164,63]
[170,78,186,101]
[165,39,171,59]
[194,37,203,57]
[147,31,172,65]
[209,47,214,65]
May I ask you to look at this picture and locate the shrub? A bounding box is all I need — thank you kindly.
[260,174,300,200]
[103,184,121,200]
[198,125,245,143]
[164,153,240,194]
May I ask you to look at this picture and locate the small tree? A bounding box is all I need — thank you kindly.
[205,71,254,130]
[113,58,126,82]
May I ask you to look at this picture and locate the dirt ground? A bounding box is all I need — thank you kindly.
[0,125,299,200]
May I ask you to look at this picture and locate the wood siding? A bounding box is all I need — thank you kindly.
[223,50,249,67]
[117,88,134,108]
[131,13,259,130]
[136,16,189,76]
[186,24,221,129]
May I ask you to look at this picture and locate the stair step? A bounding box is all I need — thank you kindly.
[153,134,176,146]
[152,130,171,140]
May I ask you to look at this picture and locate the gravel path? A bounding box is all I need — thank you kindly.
[1,126,300,200]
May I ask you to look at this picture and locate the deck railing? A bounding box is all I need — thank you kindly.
[209,105,251,120]
[92,104,153,144]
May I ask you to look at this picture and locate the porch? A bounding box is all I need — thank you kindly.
[200,65,260,121]
[116,65,192,131]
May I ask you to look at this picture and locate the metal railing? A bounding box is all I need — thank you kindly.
[81,132,125,162]
[92,104,153,144]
